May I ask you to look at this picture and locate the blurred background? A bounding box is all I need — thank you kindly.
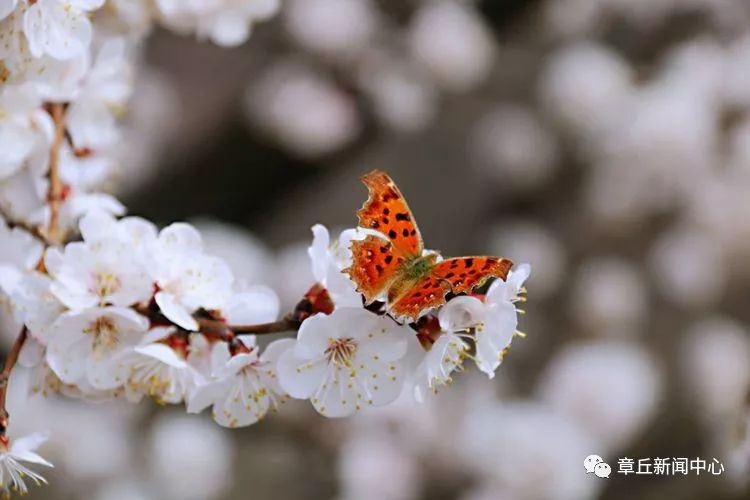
[9,0,750,498]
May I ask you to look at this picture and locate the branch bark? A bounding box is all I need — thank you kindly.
[46,102,66,246]
[0,328,28,445]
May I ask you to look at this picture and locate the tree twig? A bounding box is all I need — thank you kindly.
[0,328,28,446]
[134,304,300,338]
[226,317,299,334]
[46,102,66,246]
[0,206,50,246]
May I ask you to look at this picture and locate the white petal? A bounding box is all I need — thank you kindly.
[277,348,326,399]
[0,0,17,21]
[65,192,126,219]
[107,306,150,331]
[155,291,199,331]
[139,326,175,346]
[86,351,127,389]
[10,433,53,467]
[187,380,226,414]
[223,286,279,325]
[118,217,158,246]
[47,335,89,384]
[359,357,406,407]
[216,352,256,379]
[487,263,531,303]
[261,338,295,364]
[311,365,357,417]
[158,222,203,252]
[42,246,63,276]
[294,312,336,359]
[10,432,48,454]
[18,335,45,368]
[475,301,518,377]
[439,295,487,332]
[24,0,92,60]
[78,209,117,242]
[308,224,330,283]
[134,344,188,369]
[354,319,410,363]
[217,371,275,427]
[259,338,295,394]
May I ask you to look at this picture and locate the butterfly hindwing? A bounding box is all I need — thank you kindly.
[432,257,513,295]
[389,275,451,320]
[344,235,406,303]
[357,170,423,257]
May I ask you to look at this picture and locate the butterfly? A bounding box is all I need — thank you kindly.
[344,170,514,321]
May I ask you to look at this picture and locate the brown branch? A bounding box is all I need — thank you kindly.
[46,102,66,246]
[0,206,51,246]
[227,317,299,334]
[0,328,28,445]
[134,304,300,339]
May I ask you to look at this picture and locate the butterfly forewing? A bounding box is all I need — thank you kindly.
[345,235,406,303]
[357,170,423,258]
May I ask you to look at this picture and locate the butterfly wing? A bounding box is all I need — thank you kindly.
[389,275,451,320]
[432,257,513,295]
[357,170,423,258]
[344,235,407,303]
[390,256,513,320]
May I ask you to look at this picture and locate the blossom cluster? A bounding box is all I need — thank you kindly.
[3,213,528,416]
[0,1,530,496]
[0,0,281,237]
[0,210,528,494]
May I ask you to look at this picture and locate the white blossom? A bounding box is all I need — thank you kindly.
[43,306,148,389]
[0,214,43,289]
[146,222,234,331]
[307,224,362,308]
[277,308,411,417]
[10,272,64,343]
[66,37,133,152]
[0,432,53,496]
[0,83,52,181]
[188,336,291,427]
[411,330,468,403]
[123,327,205,405]
[23,0,105,61]
[44,212,153,310]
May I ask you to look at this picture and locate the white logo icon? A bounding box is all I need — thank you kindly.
[584,454,611,478]
[595,462,612,478]
[584,454,604,474]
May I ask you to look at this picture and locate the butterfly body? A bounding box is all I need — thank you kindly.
[344,170,513,321]
[401,254,437,281]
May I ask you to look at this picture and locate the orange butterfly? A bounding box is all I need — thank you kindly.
[344,170,513,321]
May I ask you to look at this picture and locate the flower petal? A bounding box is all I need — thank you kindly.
[155,291,198,331]
[277,348,326,399]
[223,286,279,325]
